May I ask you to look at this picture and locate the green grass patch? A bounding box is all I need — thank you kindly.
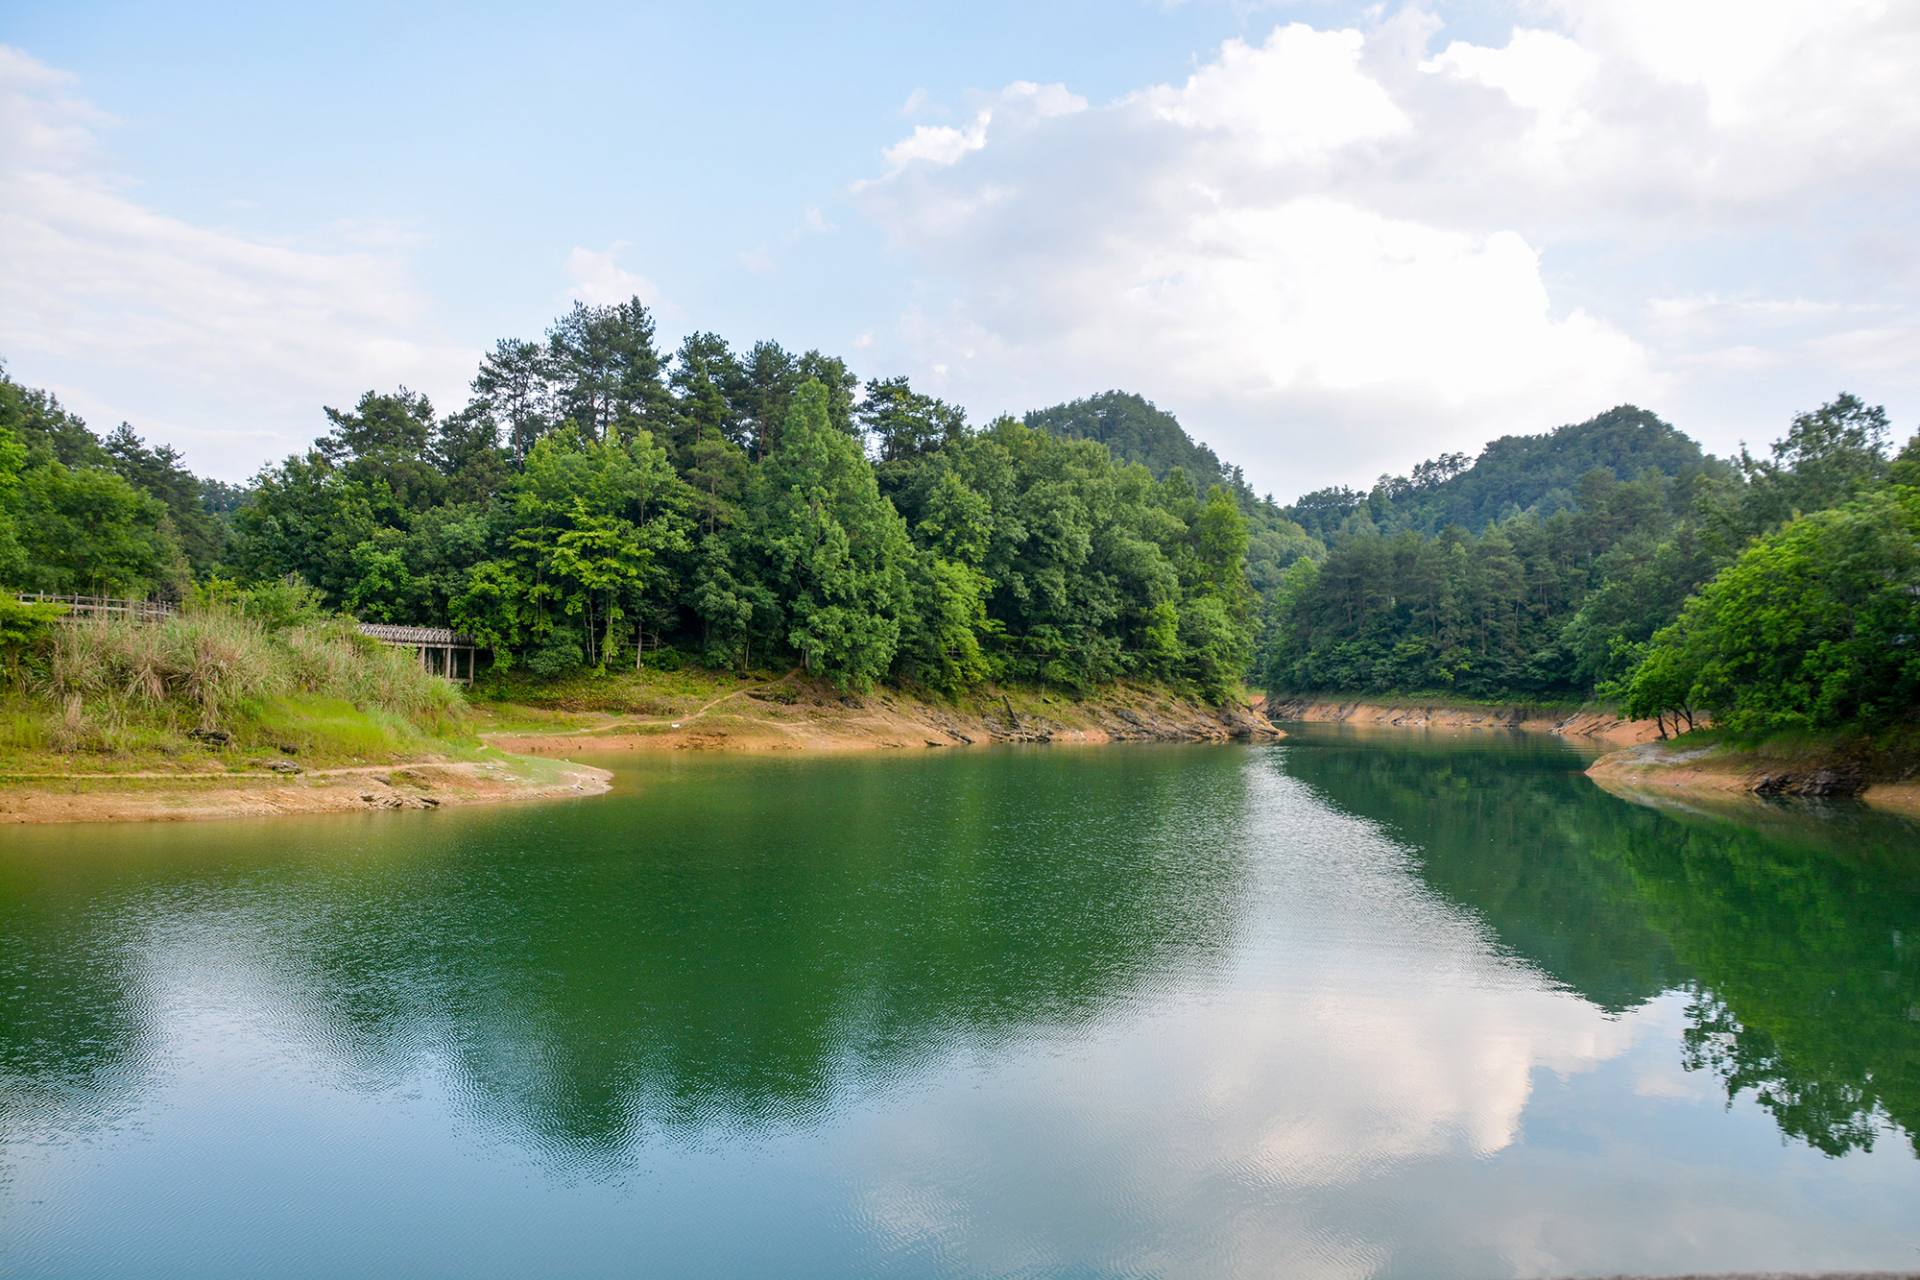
[474,664,763,715]
[233,695,470,764]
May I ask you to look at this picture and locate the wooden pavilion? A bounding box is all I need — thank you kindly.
[354,623,480,684]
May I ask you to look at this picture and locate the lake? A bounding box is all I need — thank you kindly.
[3,729,1918,1278]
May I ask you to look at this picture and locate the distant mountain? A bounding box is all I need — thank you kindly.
[1286,406,1720,541]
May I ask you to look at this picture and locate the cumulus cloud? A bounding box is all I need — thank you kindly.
[854,6,1920,493]
[1138,25,1408,163]
[883,116,990,171]
[563,243,664,306]
[0,44,476,478]
[873,81,1087,177]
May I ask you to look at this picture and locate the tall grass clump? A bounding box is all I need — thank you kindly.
[45,610,285,731]
[14,592,469,760]
[278,621,464,728]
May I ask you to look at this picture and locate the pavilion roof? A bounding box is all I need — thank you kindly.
[357,623,476,646]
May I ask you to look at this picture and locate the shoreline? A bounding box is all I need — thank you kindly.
[0,681,1275,826]
[485,680,1278,757]
[1586,739,1920,820]
[0,756,613,826]
[1261,696,1662,747]
[1265,697,1920,820]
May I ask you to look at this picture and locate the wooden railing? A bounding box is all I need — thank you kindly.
[11,592,180,622]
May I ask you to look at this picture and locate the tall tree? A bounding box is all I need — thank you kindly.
[101,423,227,574]
[749,381,912,688]
[472,337,555,458]
[734,340,797,461]
[1737,393,1891,530]
[545,298,673,441]
[316,388,444,521]
[669,332,743,454]
[860,376,968,462]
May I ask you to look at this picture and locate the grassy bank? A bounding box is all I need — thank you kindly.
[0,607,624,824]
[0,606,472,776]
[0,609,1271,820]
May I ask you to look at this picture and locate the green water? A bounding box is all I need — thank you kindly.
[3,730,1918,1278]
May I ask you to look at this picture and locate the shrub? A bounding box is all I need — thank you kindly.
[526,632,584,678]
[0,596,64,681]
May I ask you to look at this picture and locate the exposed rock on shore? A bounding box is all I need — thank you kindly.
[1262,698,1661,746]
[1587,739,1920,818]
[489,681,1278,755]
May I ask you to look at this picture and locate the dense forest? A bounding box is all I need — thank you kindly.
[0,303,1264,700]
[1264,394,1920,738]
[3,294,1916,735]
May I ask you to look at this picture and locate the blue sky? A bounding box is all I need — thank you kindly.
[3,1,1916,496]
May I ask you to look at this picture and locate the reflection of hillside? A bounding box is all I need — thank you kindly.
[1275,730,1680,1012]
[0,856,154,1139]
[1593,802,1920,1157]
[1280,728,1920,1158]
[0,749,1251,1166]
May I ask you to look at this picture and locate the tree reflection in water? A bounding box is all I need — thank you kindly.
[1278,725,1920,1158]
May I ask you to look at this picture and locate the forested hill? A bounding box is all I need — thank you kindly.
[1023,391,1320,600]
[1025,392,1241,496]
[1261,392,1920,742]
[1286,406,1718,541]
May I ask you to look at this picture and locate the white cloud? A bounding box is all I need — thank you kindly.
[855,6,1920,493]
[1647,296,1863,333]
[1548,0,1920,144]
[876,81,1086,175]
[1645,293,1920,395]
[0,44,474,478]
[1139,24,1409,163]
[1413,1,1920,219]
[879,113,983,171]
[1421,28,1597,149]
[562,243,663,306]
[856,27,1652,489]
[883,116,991,171]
